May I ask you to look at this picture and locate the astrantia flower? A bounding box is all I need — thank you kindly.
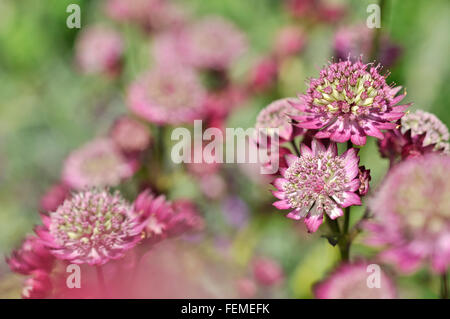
[22,270,52,299]
[75,25,123,76]
[183,16,247,70]
[255,98,305,143]
[314,262,396,299]
[36,189,145,265]
[127,66,206,125]
[365,154,450,273]
[275,26,306,58]
[63,138,135,190]
[252,257,284,286]
[400,110,450,152]
[291,59,410,145]
[248,57,279,93]
[7,235,54,275]
[110,116,151,154]
[272,139,361,232]
[133,190,204,244]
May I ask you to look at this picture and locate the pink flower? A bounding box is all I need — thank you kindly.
[75,25,123,76]
[182,16,247,70]
[105,0,187,31]
[357,166,371,196]
[291,59,410,145]
[6,235,54,275]
[22,270,53,299]
[133,190,204,244]
[275,26,306,58]
[272,139,361,232]
[127,66,206,125]
[248,57,279,93]
[365,154,450,274]
[236,278,257,298]
[110,116,151,154]
[255,98,305,143]
[40,183,71,213]
[252,257,284,286]
[314,262,396,299]
[63,138,135,190]
[36,189,146,265]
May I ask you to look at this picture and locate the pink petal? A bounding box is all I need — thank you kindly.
[327,142,338,156]
[340,192,361,207]
[311,139,326,154]
[327,204,343,220]
[362,124,384,139]
[300,144,313,156]
[345,179,360,192]
[272,178,288,190]
[350,125,367,145]
[273,200,291,210]
[304,212,323,233]
[284,154,298,167]
[272,190,286,200]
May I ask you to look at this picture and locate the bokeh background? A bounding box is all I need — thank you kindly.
[0,0,449,298]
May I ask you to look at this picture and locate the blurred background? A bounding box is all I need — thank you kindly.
[0,0,449,298]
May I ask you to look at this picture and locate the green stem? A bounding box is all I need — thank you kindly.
[441,272,448,299]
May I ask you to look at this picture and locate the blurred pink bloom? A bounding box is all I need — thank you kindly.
[105,0,187,31]
[314,262,396,299]
[255,98,305,143]
[275,26,306,58]
[203,86,247,122]
[333,24,402,68]
[22,270,53,299]
[286,0,345,23]
[199,174,227,200]
[110,116,152,154]
[365,154,450,274]
[63,138,135,190]
[249,57,279,93]
[36,189,145,265]
[40,183,71,213]
[182,16,247,70]
[133,190,204,245]
[127,66,206,125]
[75,25,123,76]
[252,257,284,286]
[291,59,410,145]
[272,139,361,232]
[222,196,249,229]
[237,278,257,298]
[6,235,54,275]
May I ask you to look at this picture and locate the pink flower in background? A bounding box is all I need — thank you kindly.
[291,59,410,145]
[133,190,204,244]
[377,129,404,162]
[249,57,279,93]
[40,183,71,213]
[182,16,247,70]
[127,66,206,125]
[63,138,135,190]
[365,154,450,274]
[314,262,396,299]
[22,270,53,299]
[333,24,402,68]
[272,139,361,232]
[75,25,123,76]
[203,86,247,122]
[252,257,284,286]
[255,98,305,143]
[105,0,187,31]
[110,116,152,154]
[275,26,306,58]
[36,189,145,265]
[400,110,450,152]
[237,278,257,298]
[6,235,54,275]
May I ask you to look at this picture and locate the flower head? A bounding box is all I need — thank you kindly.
[22,270,53,299]
[36,189,145,265]
[291,59,410,145]
[255,98,305,142]
[75,25,123,76]
[127,66,206,125]
[272,139,361,232]
[314,262,396,299]
[182,16,247,70]
[7,235,54,275]
[275,26,306,58]
[110,116,151,154]
[365,154,450,273]
[400,110,449,152]
[63,138,135,190]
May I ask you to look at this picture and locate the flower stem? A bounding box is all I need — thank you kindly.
[290,140,301,157]
[441,272,448,299]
